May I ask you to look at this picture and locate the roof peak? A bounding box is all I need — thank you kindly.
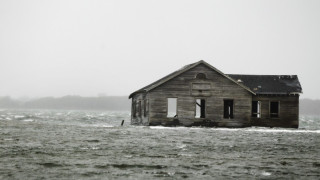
[129,60,255,98]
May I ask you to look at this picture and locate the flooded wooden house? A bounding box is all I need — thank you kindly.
[129,60,302,128]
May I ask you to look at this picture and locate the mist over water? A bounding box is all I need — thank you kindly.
[1,109,320,179]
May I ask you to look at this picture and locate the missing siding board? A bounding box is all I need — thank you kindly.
[132,100,136,118]
[270,101,279,118]
[252,101,261,118]
[138,101,142,117]
[191,83,211,96]
[192,83,211,90]
[224,99,234,119]
[167,98,177,118]
[143,99,148,117]
[195,99,206,118]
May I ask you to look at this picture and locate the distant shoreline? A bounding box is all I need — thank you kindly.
[1,96,320,115]
[0,95,130,111]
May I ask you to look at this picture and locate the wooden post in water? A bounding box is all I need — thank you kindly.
[121,120,124,126]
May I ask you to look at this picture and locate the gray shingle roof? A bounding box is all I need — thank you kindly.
[227,74,302,95]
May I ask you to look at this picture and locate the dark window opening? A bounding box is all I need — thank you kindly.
[195,99,206,118]
[252,101,261,118]
[138,101,142,117]
[132,101,136,118]
[167,98,177,118]
[270,101,279,118]
[224,100,234,119]
[196,73,206,79]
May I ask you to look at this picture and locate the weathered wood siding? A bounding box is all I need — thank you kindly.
[251,95,299,128]
[147,64,252,127]
[131,93,149,125]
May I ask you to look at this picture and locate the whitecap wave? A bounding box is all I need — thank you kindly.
[23,119,34,122]
[80,146,100,150]
[177,144,187,149]
[14,115,25,119]
[261,171,272,176]
[91,124,114,128]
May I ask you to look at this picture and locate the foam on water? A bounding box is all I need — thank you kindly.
[246,128,320,133]
[150,126,189,130]
[212,127,320,134]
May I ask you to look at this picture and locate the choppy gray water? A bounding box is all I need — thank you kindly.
[0,110,320,179]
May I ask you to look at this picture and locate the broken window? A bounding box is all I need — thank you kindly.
[270,101,279,118]
[132,101,136,118]
[224,100,234,119]
[167,98,177,118]
[196,73,206,79]
[195,99,206,118]
[252,101,261,118]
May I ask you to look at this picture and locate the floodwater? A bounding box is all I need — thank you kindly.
[0,110,319,179]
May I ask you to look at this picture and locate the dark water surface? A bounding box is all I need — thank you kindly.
[1,110,320,179]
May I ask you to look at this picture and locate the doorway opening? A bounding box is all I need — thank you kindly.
[195,99,206,118]
[224,99,234,119]
[167,98,177,118]
[252,101,261,118]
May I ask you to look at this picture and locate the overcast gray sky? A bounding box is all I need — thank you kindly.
[0,0,319,99]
